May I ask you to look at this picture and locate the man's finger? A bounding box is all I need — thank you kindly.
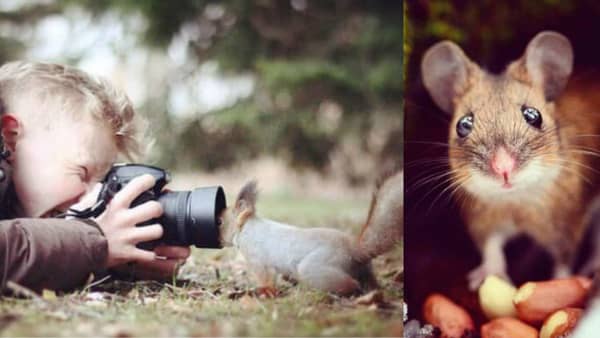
[154,245,191,259]
[126,224,163,244]
[130,247,157,263]
[125,201,163,225]
[111,174,156,208]
[132,259,181,280]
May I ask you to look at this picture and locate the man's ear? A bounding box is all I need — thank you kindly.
[507,31,573,101]
[1,114,21,154]
[421,41,479,114]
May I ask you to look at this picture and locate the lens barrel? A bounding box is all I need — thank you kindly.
[157,186,226,248]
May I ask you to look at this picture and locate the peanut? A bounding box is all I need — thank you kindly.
[539,308,583,338]
[423,293,475,338]
[478,275,518,319]
[481,317,538,338]
[513,278,587,324]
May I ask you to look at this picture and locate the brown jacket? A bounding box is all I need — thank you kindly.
[0,164,108,293]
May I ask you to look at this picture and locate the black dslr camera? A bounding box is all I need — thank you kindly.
[69,164,226,248]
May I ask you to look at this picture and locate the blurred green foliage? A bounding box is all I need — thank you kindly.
[0,1,404,181]
[176,0,405,178]
[104,1,403,178]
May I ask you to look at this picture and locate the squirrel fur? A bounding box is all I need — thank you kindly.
[220,171,403,296]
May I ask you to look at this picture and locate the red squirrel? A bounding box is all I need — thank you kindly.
[220,171,402,296]
[421,31,600,290]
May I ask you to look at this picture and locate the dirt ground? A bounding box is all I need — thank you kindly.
[0,159,402,337]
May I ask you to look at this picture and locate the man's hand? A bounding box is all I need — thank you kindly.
[113,245,191,281]
[72,174,192,279]
[88,174,165,268]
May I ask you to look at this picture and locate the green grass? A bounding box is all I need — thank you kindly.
[256,190,368,225]
[0,193,402,337]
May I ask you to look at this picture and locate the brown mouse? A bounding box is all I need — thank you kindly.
[421,31,600,289]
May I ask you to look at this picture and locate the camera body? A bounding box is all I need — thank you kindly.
[95,164,226,248]
[98,164,169,213]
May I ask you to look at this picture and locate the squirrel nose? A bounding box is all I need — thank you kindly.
[491,147,515,181]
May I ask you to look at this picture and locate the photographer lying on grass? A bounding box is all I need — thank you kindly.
[0,61,190,293]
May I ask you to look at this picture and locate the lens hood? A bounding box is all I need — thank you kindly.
[187,186,226,248]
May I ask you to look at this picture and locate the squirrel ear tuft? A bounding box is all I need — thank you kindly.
[421,41,478,113]
[234,180,258,215]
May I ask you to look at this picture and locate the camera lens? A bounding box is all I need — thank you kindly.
[157,186,226,248]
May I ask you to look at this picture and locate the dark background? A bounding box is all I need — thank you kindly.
[405,0,600,324]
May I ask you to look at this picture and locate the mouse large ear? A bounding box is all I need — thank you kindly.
[508,31,573,101]
[421,41,477,114]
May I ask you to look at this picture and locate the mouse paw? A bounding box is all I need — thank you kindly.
[254,286,279,298]
[553,263,571,279]
[467,265,508,291]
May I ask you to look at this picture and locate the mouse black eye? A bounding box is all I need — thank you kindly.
[521,105,542,129]
[456,113,474,138]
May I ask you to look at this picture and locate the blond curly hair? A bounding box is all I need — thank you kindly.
[0,61,144,160]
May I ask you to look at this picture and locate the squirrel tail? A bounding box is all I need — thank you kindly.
[234,180,258,224]
[357,170,403,260]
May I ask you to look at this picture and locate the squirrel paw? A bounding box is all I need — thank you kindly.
[467,265,508,291]
[253,286,279,298]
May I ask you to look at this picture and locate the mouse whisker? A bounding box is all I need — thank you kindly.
[426,176,469,215]
[407,167,455,194]
[413,168,468,212]
[405,156,451,170]
[451,179,471,211]
[567,134,600,139]
[448,145,482,159]
[539,159,593,185]
[411,166,460,193]
[562,148,600,159]
[404,140,452,148]
[404,157,450,170]
[565,145,600,153]
[533,147,600,174]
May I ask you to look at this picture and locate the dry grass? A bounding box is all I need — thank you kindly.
[0,166,402,337]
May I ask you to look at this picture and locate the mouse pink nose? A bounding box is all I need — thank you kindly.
[491,147,515,180]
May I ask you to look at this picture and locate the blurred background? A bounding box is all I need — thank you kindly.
[405,0,600,326]
[0,1,403,336]
[0,0,403,197]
